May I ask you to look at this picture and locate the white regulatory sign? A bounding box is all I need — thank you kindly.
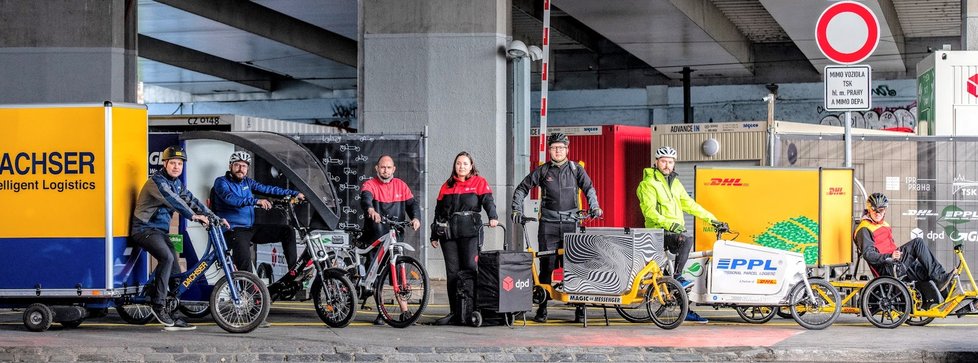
[824,65,872,111]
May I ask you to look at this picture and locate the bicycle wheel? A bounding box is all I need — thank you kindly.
[210,271,271,333]
[790,279,842,330]
[375,256,429,328]
[905,316,934,326]
[647,277,688,330]
[115,302,154,325]
[615,284,652,323]
[312,269,357,328]
[735,306,777,324]
[861,276,911,329]
[177,301,211,319]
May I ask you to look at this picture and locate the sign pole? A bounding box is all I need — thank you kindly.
[844,111,852,167]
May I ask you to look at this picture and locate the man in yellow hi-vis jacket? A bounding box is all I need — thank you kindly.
[637,146,723,323]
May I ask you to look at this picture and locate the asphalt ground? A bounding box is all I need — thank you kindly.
[3,281,978,362]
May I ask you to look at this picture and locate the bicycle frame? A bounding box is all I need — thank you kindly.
[351,225,416,295]
[911,245,978,318]
[138,224,243,306]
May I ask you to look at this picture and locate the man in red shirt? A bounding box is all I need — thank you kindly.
[360,155,421,324]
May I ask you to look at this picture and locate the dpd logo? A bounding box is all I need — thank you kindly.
[502,276,531,292]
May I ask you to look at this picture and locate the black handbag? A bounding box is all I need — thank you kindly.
[449,211,483,239]
[431,220,450,240]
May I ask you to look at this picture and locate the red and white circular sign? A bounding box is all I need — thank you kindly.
[816,1,880,65]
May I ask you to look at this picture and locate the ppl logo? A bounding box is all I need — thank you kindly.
[707,178,745,187]
[716,258,777,271]
[502,276,530,291]
[826,187,845,196]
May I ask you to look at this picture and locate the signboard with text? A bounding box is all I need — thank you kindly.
[824,65,872,111]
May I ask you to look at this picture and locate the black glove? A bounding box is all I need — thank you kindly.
[511,211,523,223]
[590,208,603,218]
[668,222,685,234]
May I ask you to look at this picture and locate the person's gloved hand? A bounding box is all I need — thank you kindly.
[511,211,523,223]
[668,222,685,234]
[711,220,727,229]
[590,208,603,218]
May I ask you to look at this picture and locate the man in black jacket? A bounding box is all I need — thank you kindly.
[511,132,602,323]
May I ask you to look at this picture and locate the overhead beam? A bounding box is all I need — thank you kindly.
[669,0,753,71]
[155,0,356,67]
[138,34,287,91]
[513,0,600,52]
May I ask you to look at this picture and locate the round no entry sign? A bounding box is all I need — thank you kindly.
[816,1,880,64]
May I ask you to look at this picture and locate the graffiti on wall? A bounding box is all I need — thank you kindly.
[322,101,357,132]
[818,101,917,131]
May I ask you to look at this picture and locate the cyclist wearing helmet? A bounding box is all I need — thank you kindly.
[855,193,951,294]
[512,132,602,323]
[211,151,305,274]
[131,146,228,331]
[637,146,723,323]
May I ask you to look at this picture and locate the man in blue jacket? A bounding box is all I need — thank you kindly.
[211,151,305,274]
[131,146,228,331]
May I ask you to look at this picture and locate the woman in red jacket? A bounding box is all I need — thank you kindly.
[430,151,498,325]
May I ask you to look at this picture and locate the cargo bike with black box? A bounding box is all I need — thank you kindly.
[448,223,534,328]
[517,212,689,329]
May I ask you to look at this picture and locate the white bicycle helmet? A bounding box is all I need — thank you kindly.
[655,146,678,160]
[229,151,253,165]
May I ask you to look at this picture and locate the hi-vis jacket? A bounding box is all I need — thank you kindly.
[636,167,715,230]
[853,215,897,267]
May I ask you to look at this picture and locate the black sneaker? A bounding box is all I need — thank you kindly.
[939,273,956,295]
[164,317,196,331]
[399,310,414,323]
[373,314,385,326]
[434,313,455,326]
[573,306,585,323]
[532,307,548,323]
[150,305,175,327]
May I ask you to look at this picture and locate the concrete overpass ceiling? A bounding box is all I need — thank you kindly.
[137,0,355,96]
[892,0,959,37]
[138,58,266,95]
[711,0,789,43]
[132,0,964,96]
[759,0,906,73]
[553,0,754,79]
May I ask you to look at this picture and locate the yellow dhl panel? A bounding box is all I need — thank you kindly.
[695,167,852,266]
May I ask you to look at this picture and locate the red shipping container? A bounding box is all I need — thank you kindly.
[529,125,651,228]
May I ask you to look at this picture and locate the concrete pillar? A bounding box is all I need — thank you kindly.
[965,0,978,50]
[361,0,510,278]
[0,0,137,103]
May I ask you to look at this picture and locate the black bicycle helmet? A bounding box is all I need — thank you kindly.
[548,132,570,147]
[161,146,187,161]
[866,192,888,212]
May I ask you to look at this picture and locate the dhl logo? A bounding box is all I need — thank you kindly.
[757,279,777,285]
[826,187,846,195]
[707,178,745,186]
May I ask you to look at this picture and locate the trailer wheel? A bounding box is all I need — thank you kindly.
[24,304,53,332]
